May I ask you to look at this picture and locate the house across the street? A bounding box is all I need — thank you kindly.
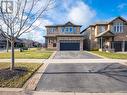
[45,16,127,52]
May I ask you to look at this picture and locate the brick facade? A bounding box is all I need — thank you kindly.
[81,16,127,51]
[44,22,83,51]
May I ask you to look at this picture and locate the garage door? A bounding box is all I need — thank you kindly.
[60,40,80,51]
[111,41,122,52]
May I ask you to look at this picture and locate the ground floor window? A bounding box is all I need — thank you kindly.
[53,43,56,47]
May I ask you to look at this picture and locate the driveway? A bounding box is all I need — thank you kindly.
[36,63,127,92]
[53,51,102,59]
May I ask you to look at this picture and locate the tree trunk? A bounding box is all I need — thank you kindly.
[10,40,15,70]
[6,39,9,52]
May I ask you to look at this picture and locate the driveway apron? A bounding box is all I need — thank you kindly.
[36,63,127,93]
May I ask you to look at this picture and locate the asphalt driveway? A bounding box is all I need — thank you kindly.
[36,63,127,92]
[53,51,102,59]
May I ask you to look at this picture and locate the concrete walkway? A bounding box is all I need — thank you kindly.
[1,59,127,65]
[0,59,46,63]
[44,59,127,64]
[1,59,127,64]
[31,91,127,95]
[1,90,127,95]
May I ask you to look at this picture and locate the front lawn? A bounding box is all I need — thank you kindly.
[91,51,127,59]
[0,48,53,59]
[0,62,42,88]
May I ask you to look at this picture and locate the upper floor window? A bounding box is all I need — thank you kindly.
[73,27,76,32]
[113,23,123,33]
[65,27,69,32]
[99,26,105,33]
[61,27,77,33]
[70,27,73,32]
[61,27,64,32]
[50,28,56,32]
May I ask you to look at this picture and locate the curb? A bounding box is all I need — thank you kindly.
[0,88,25,95]
[49,51,57,59]
[23,62,49,91]
[85,51,109,59]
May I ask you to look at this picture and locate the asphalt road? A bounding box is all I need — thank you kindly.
[53,51,102,59]
[36,63,127,92]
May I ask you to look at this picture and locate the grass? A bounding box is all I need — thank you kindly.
[91,51,127,59]
[0,48,53,59]
[0,62,42,88]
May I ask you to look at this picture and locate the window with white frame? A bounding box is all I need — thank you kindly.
[61,27,64,32]
[73,27,76,32]
[65,27,69,32]
[61,27,77,33]
[50,27,56,32]
[113,23,123,33]
[70,27,73,32]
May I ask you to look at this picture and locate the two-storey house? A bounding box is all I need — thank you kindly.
[81,16,127,52]
[44,22,84,51]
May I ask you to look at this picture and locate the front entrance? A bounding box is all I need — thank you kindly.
[60,40,80,51]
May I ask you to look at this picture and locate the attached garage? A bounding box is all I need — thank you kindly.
[60,40,80,51]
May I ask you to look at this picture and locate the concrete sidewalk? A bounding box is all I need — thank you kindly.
[1,90,127,95]
[44,59,127,64]
[31,91,127,95]
[0,59,46,63]
[1,59,127,64]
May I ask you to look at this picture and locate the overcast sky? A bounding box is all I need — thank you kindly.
[20,0,127,43]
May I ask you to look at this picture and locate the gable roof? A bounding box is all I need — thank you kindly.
[80,26,89,34]
[109,16,127,24]
[96,30,114,38]
[81,16,127,34]
[45,21,82,27]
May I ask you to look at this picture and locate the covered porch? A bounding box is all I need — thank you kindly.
[96,30,115,52]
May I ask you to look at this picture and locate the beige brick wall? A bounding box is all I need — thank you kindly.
[47,37,57,50]
[46,36,83,51]
[89,18,127,50]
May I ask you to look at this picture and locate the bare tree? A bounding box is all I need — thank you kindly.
[0,0,55,70]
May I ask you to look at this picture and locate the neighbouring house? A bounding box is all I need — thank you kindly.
[0,31,7,49]
[44,22,84,51]
[21,38,42,48]
[0,31,42,49]
[81,16,127,52]
[0,32,24,49]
